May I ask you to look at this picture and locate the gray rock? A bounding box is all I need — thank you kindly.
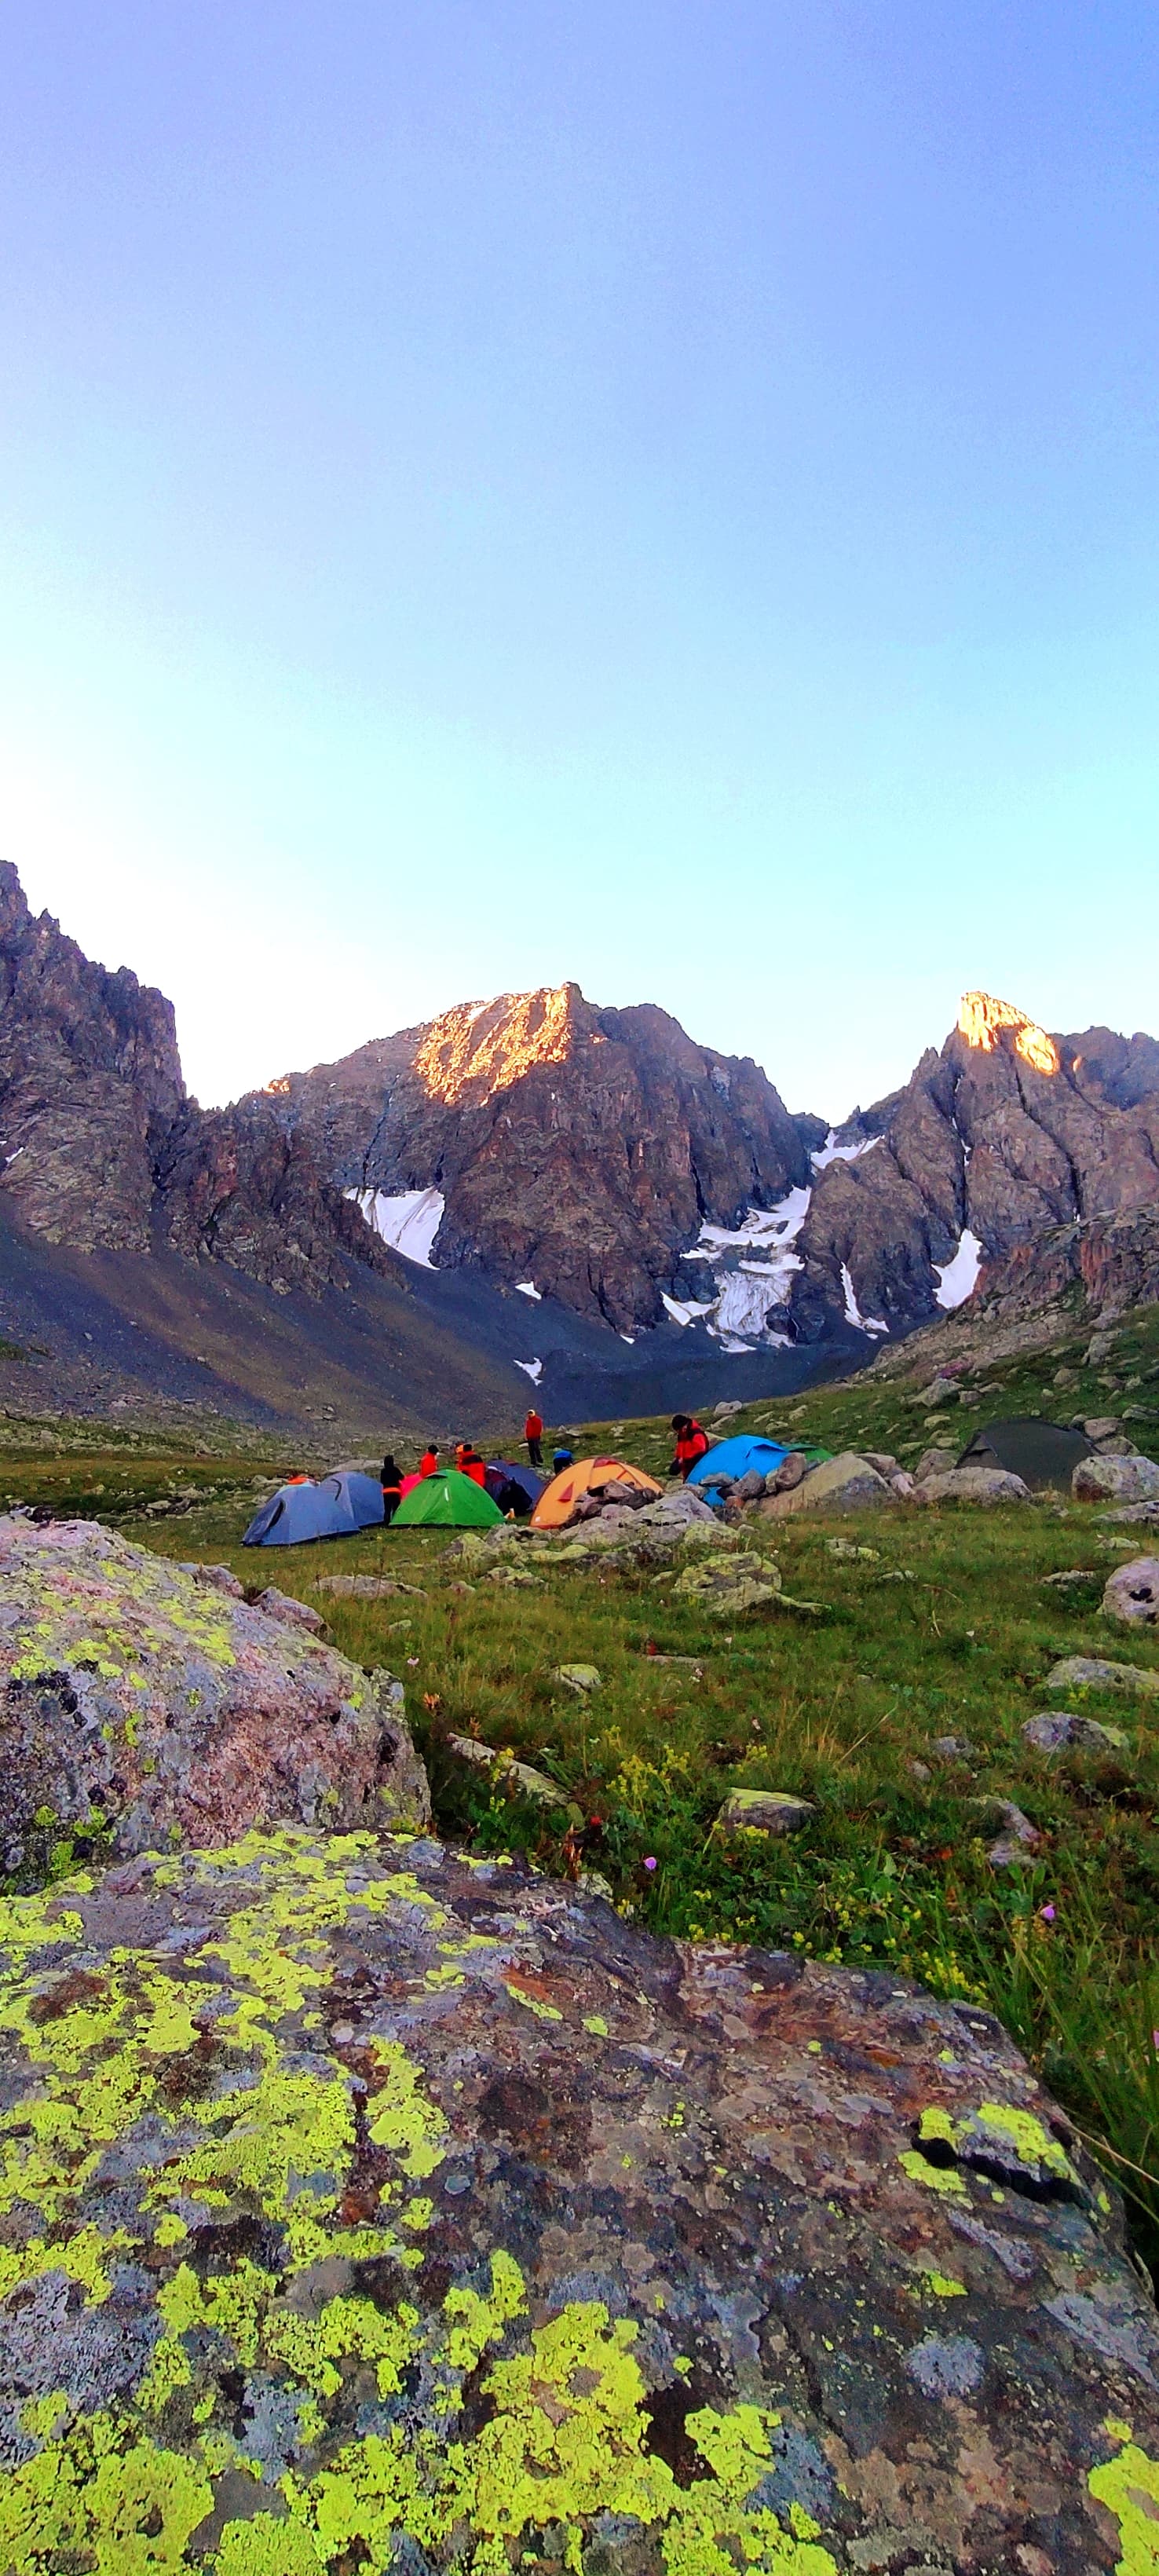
[250,1585,327,1634]
[764,1449,807,1495]
[930,1736,976,1765]
[554,1662,602,1692]
[1046,1654,1159,1698]
[716,1787,815,1835]
[444,1732,583,1826]
[1081,1416,1124,1442]
[1073,1452,1159,1504]
[1022,1712,1128,1754]
[1099,1500,1159,1525]
[1102,1556,1159,1628]
[971,1797,1041,1850]
[0,1828,1154,2571]
[861,1451,901,1477]
[762,1452,894,1516]
[914,1466,1029,1506]
[0,1517,430,1887]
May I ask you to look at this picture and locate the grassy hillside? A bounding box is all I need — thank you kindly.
[9,1298,1159,2275]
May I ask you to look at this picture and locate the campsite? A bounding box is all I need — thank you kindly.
[8,1293,1157,2289]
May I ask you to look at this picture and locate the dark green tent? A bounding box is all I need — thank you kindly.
[957,1417,1091,1491]
[393,1469,503,1529]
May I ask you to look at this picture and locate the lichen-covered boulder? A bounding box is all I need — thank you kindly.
[760,1454,894,1517]
[0,1517,430,1885]
[0,1828,1155,2572]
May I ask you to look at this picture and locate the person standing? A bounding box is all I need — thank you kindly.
[458,1443,487,1487]
[669,1414,709,1479]
[418,1442,440,1479]
[524,1405,544,1468]
[379,1454,403,1525]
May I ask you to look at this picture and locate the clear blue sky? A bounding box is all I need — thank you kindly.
[1,3,1156,1114]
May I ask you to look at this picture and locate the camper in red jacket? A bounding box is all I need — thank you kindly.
[669,1414,709,1479]
[524,1407,544,1468]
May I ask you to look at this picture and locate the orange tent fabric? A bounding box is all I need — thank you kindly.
[530,1454,663,1530]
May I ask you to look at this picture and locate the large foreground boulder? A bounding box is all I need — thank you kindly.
[0,1517,430,1884]
[1102,1555,1159,1628]
[760,1451,893,1517]
[913,1465,1029,1507]
[0,1829,1154,2572]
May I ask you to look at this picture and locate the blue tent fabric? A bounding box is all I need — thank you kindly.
[243,1469,385,1547]
[484,1458,547,1509]
[687,1436,789,1502]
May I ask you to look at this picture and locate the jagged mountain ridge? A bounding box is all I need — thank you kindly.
[2,863,1157,1418]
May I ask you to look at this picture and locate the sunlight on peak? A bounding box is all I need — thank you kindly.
[957,991,1060,1076]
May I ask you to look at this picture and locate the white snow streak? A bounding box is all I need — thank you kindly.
[514,1356,543,1384]
[811,1129,881,1171]
[934,1228,983,1309]
[662,1292,715,1327]
[840,1264,889,1336]
[347,1186,445,1268]
[515,1280,542,1300]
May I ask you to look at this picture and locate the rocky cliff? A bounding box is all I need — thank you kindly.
[268,983,817,1332]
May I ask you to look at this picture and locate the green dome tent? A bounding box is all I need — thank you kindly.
[392,1469,504,1529]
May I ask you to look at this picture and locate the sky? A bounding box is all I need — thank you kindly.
[1,3,1157,1118]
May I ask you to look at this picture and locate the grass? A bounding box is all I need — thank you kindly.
[8,1292,1159,2278]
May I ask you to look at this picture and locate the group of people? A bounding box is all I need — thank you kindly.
[377,1407,572,1527]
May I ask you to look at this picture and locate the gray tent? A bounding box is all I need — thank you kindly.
[243,1470,384,1547]
[957,1417,1092,1491]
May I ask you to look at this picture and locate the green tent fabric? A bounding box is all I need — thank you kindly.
[393,1469,504,1528]
[957,1417,1091,1491]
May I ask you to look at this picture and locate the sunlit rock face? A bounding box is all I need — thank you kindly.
[957,990,1061,1076]
[0,1825,1154,2572]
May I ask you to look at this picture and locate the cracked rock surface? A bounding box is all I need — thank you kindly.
[0,1827,1155,2571]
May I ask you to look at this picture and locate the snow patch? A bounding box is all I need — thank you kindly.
[811,1129,881,1171]
[620,1334,635,1345]
[662,1292,715,1328]
[934,1228,983,1309]
[673,1183,810,1345]
[515,1280,542,1300]
[348,1186,444,1268]
[514,1356,543,1385]
[840,1264,889,1336]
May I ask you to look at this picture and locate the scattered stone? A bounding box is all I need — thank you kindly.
[0,1828,1149,2570]
[576,1865,615,1898]
[485,1565,540,1587]
[1022,1712,1128,1755]
[1040,1568,1098,1590]
[861,1451,901,1477]
[1099,1500,1159,1525]
[672,1551,783,1615]
[913,1467,1029,1506]
[930,1736,976,1766]
[554,1663,602,1692]
[974,1795,1042,1869]
[907,1759,932,1784]
[0,1516,430,1885]
[764,1450,808,1495]
[711,1399,744,1418]
[717,1787,815,1835]
[177,1560,244,1598]
[762,1452,894,1517]
[249,1586,327,1635]
[916,1374,961,1406]
[1073,1452,1159,1505]
[1045,1653,1159,1698]
[313,1572,427,1600]
[826,1539,879,1560]
[444,1732,583,1824]
[1102,1557,1159,1628]
[1080,1417,1122,1443]
[912,1447,959,1484]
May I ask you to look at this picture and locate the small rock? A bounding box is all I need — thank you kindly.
[930,1736,976,1766]
[554,1663,602,1692]
[712,1400,744,1418]
[1099,1501,1159,1526]
[250,1586,328,1634]
[717,1787,815,1835]
[313,1573,427,1601]
[177,1561,244,1598]
[1045,1654,1159,1698]
[914,1467,1029,1507]
[1022,1712,1128,1754]
[444,1733,583,1824]
[1081,1417,1123,1442]
[764,1451,807,1495]
[1040,1568,1098,1590]
[861,1451,900,1477]
[485,1566,540,1587]
[1102,1557,1159,1628]
[907,1759,932,1784]
[576,1868,616,1899]
[825,1538,879,1560]
[1073,1454,1159,1505]
[912,1447,959,1484]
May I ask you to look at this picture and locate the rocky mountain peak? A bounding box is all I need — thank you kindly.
[956,990,1061,1076]
[411,981,594,1108]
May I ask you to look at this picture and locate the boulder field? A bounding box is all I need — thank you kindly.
[0,1521,1157,2571]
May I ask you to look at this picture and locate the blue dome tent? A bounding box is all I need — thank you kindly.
[243,1470,384,1547]
[687,1435,789,1507]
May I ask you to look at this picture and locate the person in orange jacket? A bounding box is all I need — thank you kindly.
[458,1444,487,1487]
[669,1414,709,1479]
[418,1443,440,1478]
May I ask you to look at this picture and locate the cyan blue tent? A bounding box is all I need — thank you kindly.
[243,1470,384,1547]
[687,1435,789,1505]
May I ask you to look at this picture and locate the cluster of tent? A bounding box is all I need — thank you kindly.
[243,1449,670,1548]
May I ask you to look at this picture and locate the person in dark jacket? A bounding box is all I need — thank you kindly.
[380,1454,403,1525]
[669,1414,709,1479]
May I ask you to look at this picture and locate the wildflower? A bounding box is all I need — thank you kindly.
[643,1856,658,1872]
[1040,1904,1055,1922]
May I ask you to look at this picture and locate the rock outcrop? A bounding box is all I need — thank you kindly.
[0,1517,430,1886]
[0,1823,1155,2571]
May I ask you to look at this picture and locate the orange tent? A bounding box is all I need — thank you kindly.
[530,1454,664,1531]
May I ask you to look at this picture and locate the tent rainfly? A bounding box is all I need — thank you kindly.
[687,1435,789,1502]
[392,1469,504,1528]
[956,1417,1093,1491]
[531,1456,663,1531]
